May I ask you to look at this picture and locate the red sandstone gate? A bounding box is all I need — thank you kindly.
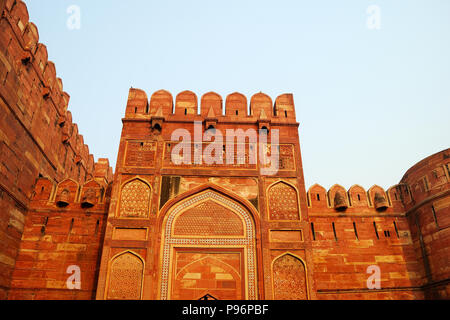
[158,188,259,300]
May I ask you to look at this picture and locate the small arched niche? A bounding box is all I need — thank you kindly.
[106,251,144,300]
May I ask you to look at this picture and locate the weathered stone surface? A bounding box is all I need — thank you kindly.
[1,0,449,301]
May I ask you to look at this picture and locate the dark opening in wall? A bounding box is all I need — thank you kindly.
[353,222,359,240]
[160,176,181,209]
[153,123,162,133]
[316,194,320,201]
[311,223,316,241]
[260,126,269,134]
[206,125,216,134]
[69,218,74,234]
[95,220,100,235]
[431,205,439,228]
[185,108,187,115]
[284,110,288,118]
[393,221,400,238]
[423,177,430,192]
[332,222,338,241]
[384,230,391,238]
[357,194,361,201]
[41,217,49,235]
[373,222,380,239]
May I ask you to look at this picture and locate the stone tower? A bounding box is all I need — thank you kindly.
[94,89,313,300]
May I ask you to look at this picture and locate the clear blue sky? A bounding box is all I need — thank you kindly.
[24,0,450,190]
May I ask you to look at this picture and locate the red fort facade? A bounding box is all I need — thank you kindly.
[0,0,449,300]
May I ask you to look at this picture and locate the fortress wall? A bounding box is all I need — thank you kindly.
[8,162,112,299]
[307,184,424,299]
[0,0,111,298]
[399,149,450,299]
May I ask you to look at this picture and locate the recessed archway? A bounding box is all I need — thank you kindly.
[158,185,260,300]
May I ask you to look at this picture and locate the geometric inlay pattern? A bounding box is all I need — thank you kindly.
[278,144,295,170]
[173,200,244,236]
[119,179,151,218]
[107,252,144,300]
[268,182,300,220]
[161,190,257,300]
[262,144,295,171]
[124,141,156,167]
[272,254,307,300]
[164,142,257,169]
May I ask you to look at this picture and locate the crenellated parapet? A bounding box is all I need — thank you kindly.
[30,159,113,211]
[307,183,405,215]
[0,0,102,184]
[0,0,112,299]
[8,159,113,300]
[123,88,297,124]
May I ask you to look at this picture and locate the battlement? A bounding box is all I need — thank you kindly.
[30,159,113,209]
[0,0,107,183]
[0,0,113,299]
[125,88,297,122]
[307,183,405,214]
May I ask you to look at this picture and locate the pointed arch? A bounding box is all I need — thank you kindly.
[348,184,368,207]
[81,179,105,206]
[225,92,248,116]
[271,252,309,300]
[117,177,152,218]
[105,250,145,300]
[157,183,261,300]
[53,178,80,204]
[201,92,223,117]
[173,255,243,300]
[150,89,174,115]
[266,180,301,221]
[367,185,389,208]
[328,184,349,210]
[250,92,273,117]
[175,90,198,115]
[158,183,260,223]
[307,184,328,208]
[176,255,241,280]
[32,177,55,201]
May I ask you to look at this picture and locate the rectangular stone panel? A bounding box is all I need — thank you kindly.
[124,141,156,167]
[112,228,148,241]
[270,230,303,242]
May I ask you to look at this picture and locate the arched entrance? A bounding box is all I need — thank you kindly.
[158,187,259,300]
